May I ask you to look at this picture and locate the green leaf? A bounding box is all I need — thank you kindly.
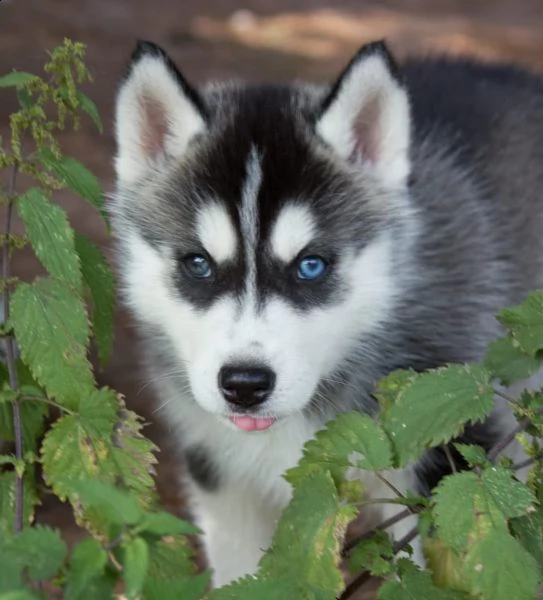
[10,278,94,408]
[433,466,536,554]
[209,576,298,600]
[0,592,41,600]
[123,537,149,600]
[510,505,543,567]
[143,537,210,600]
[77,91,103,132]
[463,529,540,600]
[381,364,495,466]
[37,148,108,227]
[259,472,356,598]
[65,537,108,600]
[497,291,543,356]
[41,389,157,533]
[483,336,542,385]
[378,559,469,600]
[348,529,395,577]
[0,72,38,88]
[453,444,489,468]
[10,525,67,580]
[0,472,39,538]
[70,479,143,526]
[138,511,199,536]
[16,188,82,290]
[74,234,115,365]
[41,388,117,499]
[286,412,393,487]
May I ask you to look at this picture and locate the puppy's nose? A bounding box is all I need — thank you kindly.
[219,365,275,408]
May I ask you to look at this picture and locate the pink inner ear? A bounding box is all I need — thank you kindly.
[352,93,381,165]
[139,92,169,159]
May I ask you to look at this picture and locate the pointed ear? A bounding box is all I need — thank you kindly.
[114,41,207,184]
[316,41,410,186]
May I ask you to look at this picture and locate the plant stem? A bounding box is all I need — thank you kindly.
[338,526,419,599]
[512,452,543,473]
[3,158,23,533]
[488,416,532,462]
[342,508,412,556]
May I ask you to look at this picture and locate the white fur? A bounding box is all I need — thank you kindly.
[121,226,397,421]
[239,146,262,300]
[316,53,411,186]
[270,204,317,263]
[197,203,238,263]
[115,54,205,184]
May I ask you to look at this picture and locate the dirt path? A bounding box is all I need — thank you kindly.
[1,1,542,596]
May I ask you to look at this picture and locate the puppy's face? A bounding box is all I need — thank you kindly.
[112,41,412,431]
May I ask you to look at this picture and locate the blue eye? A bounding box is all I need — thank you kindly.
[183,254,212,279]
[296,256,327,281]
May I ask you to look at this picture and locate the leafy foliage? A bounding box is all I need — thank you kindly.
[0,40,542,600]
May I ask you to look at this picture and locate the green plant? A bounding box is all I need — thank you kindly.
[0,40,541,600]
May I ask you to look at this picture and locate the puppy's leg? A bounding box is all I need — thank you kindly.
[188,481,284,588]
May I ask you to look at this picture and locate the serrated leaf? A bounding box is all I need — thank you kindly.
[381,364,495,467]
[109,406,157,503]
[16,188,82,290]
[433,466,536,554]
[483,336,542,385]
[259,472,356,598]
[0,72,38,88]
[378,559,469,600]
[0,472,39,538]
[70,479,142,526]
[424,537,468,592]
[510,505,543,567]
[143,537,210,600]
[453,444,489,468]
[65,537,108,600]
[16,88,33,109]
[497,291,543,355]
[348,529,395,577]
[209,576,299,600]
[77,91,103,132]
[74,234,115,365]
[41,389,157,533]
[10,278,94,408]
[41,388,117,499]
[123,537,149,600]
[464,529,540,600]
[138,511,199,536]
[37,148,108,227]
[11,525,67,580]
[286,412,393,487]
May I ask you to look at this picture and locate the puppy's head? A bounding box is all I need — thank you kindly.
[111,40,413,432]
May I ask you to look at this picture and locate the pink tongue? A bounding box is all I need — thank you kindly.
[229,415,276,432]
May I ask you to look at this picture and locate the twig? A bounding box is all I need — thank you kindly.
[488,416,532,463]
[342,508,412,556]
[512,452,543,473]
[2,158,23,533]
[442,444,458,474]
[338,526,419,600]
[375,472,406,499]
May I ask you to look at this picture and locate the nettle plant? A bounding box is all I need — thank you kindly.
[0,40,542,600]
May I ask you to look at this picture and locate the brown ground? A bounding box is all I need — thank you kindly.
[1,0,543,597]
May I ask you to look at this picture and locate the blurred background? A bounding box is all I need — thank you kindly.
[1,0,543,595]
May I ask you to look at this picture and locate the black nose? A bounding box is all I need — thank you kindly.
[219,366,276,408]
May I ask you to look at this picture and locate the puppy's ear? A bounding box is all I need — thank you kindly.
[114,41,206,184]
[316,41,410,186]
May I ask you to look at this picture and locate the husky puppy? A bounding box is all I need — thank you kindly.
[111,39,543,586]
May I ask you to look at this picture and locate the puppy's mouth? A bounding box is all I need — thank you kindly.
[228,415,277,432]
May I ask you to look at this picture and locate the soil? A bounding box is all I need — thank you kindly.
[1,1,542,597]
